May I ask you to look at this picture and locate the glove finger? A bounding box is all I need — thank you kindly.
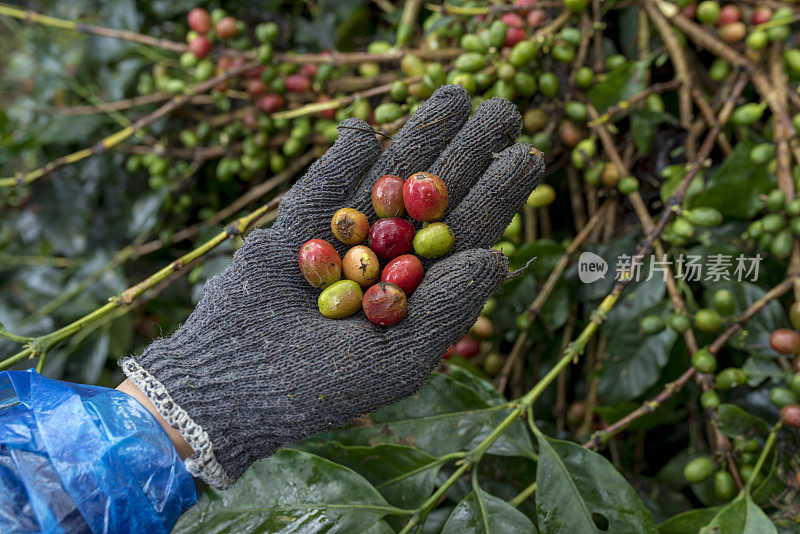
[428,97,523,212]
[350,85,471,215]
[274,118,381,246]
[389,248,509,366]
[445,143,544,252]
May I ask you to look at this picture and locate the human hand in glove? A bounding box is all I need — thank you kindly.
[120,85,544,489]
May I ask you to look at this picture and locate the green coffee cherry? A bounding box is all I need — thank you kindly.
[694,308,725,334]
[696,1,721,24]
[552,43,576,63]
[565,101,588,122]
[504,213,522,239]
[454,52,485,73]
[318,280,363,319]
[571,138,596,169]
[684,456,715,483]
[746,30,768,51]
[713,471,736,501]
[761,213,786,233]
[700,390,720,410]
[672,218,695,239]
[709,58,730,82]
[750,143,776,165]
[771,229,793,259]
[770,386,798,407]
[692,348,717,373]
[527,184,556,207]
[730,103,766,126]
[766,189,786,212]
[413,223,455,259]
[461,33,486,53]
[641,315,666,335]
[538,73,559,97]
[513,72,537,97]
[575,67,594,90]
[668,313,691,333]
[509,41,537,67]
[684,207,722,228]
[482,298,497,316]
[256,22,279,44]
[716,368,748,390]
[712,289,736,317]
[374,103,404,124]
[618,176,639,194]
[564,0,588,13]
[790,373,800,397]
[493,241,517,257]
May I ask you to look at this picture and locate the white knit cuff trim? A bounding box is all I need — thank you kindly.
[120,357,236,490]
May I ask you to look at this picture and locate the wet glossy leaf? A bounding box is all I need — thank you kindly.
[321,373,515,457]
[441,489,537,533]
[300,442,439,509]
[659,506,721,533]
[697,494,777,534]
[173,449,400,533]
[534,429,657,533]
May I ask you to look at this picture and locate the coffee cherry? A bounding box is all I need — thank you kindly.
[539,72,559,97]
[700,390,720,410]
[189,36,212,59]
[714,471,736,501]
[188,8,212,34]
[331,208,370,246]
[716,368,748,390]
[363,282,408,326]
[694,308,725,334]
[752,7,772,25]
[718,5,739,25]
[564,0,588,14]
[482,298,497,316]
[731,103,766,126]
[413,222,455,259]
[484,352,505,376]
[286,74,311,93]
[216,16,239,39]
[470,316,495,339]
[668,313,691,333]
[257,94,285,113]
[747,30,768,50]
[618,176,639,194]
[371,175,406,218]
[641,315,666,335]
[318,280,363,319]
[381,254,424,296]
[527,184,556,207]
[505,27,527,47]
[342,245,380,288]
[781,404,800,428]
[493,241,517,257]
[709,58,730,81]
[684,456,714,483]
[696,1,720,24]
[368,217,416,259]
[770,387,798,407]
[298,239,342,289]
[789,302,800,330]
[454,335,480,358]
[739,465,763,487]
[770,329,800,355]
[719,22,745,42]
[712,289,736,316]
[692,348,717,373]
[403,172,448,221]
[527,9,547,28]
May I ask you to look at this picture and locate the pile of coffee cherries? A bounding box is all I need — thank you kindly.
[298,172,453,326]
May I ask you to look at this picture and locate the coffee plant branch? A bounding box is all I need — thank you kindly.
[0,59,262,188]
[0,194,284,369]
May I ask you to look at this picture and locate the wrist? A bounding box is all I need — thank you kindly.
[117,378,195,460]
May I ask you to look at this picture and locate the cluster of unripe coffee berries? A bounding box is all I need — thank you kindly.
[298,172,452,326]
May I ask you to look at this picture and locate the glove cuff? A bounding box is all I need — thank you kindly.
[120,357,236,490]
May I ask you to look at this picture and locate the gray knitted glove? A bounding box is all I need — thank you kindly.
[121,85,544,489]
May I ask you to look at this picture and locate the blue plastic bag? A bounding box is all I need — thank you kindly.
[0,369,197,533]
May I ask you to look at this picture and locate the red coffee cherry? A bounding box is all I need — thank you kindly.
[363,282,408,326]
[187,8,211,34]
[298,239,342,289]
[403,172,449,222]
[368,218,415,260]
[381,254,424,296]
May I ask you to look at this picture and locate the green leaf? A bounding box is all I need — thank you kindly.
[691,140,776,218]
[173,450,400,533]
[599,300,678,404]
[300,442,439,509]
[441,489,537,533]
[717,404,769,438]
[533,429,658,533]
[589,61,647,113]
[659,506,722,534]
[321,374,516,457]
[698,494,777,534]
